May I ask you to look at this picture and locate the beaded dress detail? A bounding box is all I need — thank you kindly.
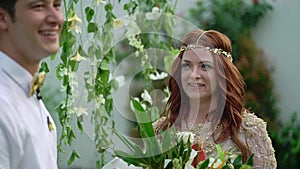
[153,110,277,169]
[181,122,223,155]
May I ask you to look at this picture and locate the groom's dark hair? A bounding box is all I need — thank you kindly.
[0,0,18,21]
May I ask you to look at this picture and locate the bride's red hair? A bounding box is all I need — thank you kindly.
[157,29,251,162]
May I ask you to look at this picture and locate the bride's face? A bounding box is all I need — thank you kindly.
[180,48,218,102]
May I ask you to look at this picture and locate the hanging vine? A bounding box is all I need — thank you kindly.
[41,0,177,168]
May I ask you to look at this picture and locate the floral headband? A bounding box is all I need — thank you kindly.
[179,31,233,62]
[179,45,233,62]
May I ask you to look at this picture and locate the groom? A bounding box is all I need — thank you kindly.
[0,0,64,168]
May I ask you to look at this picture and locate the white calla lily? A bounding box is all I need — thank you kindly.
[141,90,152,105]
[177,131,195,144]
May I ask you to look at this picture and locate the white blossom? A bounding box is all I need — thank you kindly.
[113,19,123,29]
[98,94,105,105]
[208,157,223,168]
[141,90,152,105]
[75,106,88,117]
[67,13,82,34]
[93,0,106,6]
[70,50,87,62]
[184,149,198,169]
[123,15,141,37]
[163,159,172,168]
[146,7,161,20]
[67,13,82,23]
[177,131,195,144]
[109,74,125,88]
[149,71,168,80]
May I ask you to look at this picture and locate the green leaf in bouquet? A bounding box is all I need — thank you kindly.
[161,128,173,152]
[178,138,185,155]
[163,131,193,167]
[232,153,242,168]
[149,106,160,121]
[114,130,149,167]
[172,157,183,169]
[137,119,155,138]
[246,154,254,166]
[161,127,182,157]
[221,166,229,169]
[164,161,173,169]
[131,99,162,155]
[113,129,144,153]
[131,98,146,113]
[139,127,162,161]
[216,144,225,161]
[179,136,192,164]
[115,147,164,168]
[183,136,192,161]
[197,159,209,169]
[240,164,253,169]
[114,150,148,167]
[114,99,165,167]
[165,144,179,160]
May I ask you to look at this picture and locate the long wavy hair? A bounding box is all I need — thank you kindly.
[157,29,251,162]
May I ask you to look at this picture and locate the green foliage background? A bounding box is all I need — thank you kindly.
[40,0,300,168]
[188,0,299,168]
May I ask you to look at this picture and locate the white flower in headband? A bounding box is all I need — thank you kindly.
[180,44,233,62]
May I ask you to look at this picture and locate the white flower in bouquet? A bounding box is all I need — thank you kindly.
[176,131,195,144]
[141,89,153,105]
[208,157,223,168]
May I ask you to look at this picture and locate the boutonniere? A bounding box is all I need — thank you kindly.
[30,71,46,98]
[47,116,54,132]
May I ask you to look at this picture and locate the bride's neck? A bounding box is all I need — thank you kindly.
[186,98,212,124]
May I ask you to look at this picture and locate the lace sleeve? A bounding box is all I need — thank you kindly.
[242,113,277,169]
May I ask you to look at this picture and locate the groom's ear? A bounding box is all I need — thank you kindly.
[0,7,9,31]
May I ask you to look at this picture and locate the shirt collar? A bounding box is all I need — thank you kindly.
[0,51,33,96]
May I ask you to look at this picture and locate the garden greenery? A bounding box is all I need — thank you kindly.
[41,0,178,167]
[40,0,299,168]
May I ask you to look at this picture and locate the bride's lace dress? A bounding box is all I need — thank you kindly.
[153,111,277,169]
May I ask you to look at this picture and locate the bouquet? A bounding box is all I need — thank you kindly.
[110,97,253,169]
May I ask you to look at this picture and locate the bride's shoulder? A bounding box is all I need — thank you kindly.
[241,109,267,130]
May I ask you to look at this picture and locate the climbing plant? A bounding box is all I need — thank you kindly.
[41,0,178,168]
[41,0,281,168]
